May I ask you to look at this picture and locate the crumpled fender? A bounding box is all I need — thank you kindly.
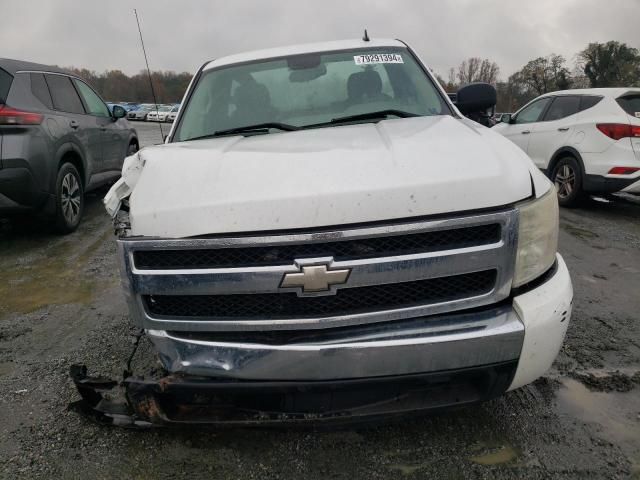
[103,151,146,217]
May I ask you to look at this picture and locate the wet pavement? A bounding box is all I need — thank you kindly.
[0,122,639,479]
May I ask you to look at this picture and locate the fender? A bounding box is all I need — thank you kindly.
[51,141,89,192]
[115,130,139,161]
[547,146,585,177]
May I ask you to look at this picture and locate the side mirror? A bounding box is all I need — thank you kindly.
[501,113,512,124]
[455,83,497,115]
[112,105,127,119]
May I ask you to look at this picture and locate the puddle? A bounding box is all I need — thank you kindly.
[389,463,429,475]
[470,445,519,466]
[556,378,640,466]
[0,229,112,314]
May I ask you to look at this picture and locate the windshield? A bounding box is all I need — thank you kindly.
[173,47,450,142]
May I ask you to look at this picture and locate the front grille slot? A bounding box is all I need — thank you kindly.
[134,223,501,270]
[144,270,497,320]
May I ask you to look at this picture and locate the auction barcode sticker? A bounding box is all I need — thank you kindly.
[354,53,404,65]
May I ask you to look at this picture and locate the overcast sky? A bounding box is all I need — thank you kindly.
[2,0,639,79]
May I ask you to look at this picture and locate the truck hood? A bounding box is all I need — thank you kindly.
[116,116,545,238]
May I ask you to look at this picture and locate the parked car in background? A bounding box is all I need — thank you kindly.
[494,88,640,206]
[127,104,155,121]
[166,105,179,122]
[0,58,138,232]
[146,105,173,122]
[83,38,572,426]
[120,102,139,110]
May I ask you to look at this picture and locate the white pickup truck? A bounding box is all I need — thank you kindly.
[73,38,573,426]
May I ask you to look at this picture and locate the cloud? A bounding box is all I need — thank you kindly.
[1,0,638,79]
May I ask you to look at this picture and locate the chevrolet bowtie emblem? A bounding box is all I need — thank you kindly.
[281,262,351,295]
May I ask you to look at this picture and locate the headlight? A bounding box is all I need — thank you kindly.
[513,187,559,287]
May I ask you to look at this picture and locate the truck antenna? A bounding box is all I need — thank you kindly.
[134,9,164,141]
[362,29,370,42]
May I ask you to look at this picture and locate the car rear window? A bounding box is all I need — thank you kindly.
[579,95,603,112]
[0,67,13,103]
[45,74,85,114]
[30,73,53,109]
[616,95,640,118]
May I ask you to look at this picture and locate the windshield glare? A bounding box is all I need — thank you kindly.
[174,48,449,142]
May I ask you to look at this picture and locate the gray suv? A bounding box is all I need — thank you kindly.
[0,59,138,233]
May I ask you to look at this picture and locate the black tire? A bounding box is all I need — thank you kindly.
[54,163,84,234]
[127,140,139,156]
[551,157,585,208]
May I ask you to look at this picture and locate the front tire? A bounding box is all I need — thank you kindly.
[54,163,84,233]
[551,157,584,207]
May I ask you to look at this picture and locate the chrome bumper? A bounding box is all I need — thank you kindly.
[147,305,524,380]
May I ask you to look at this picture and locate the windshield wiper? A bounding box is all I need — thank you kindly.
[187,122,299,141]
[305,109,421,129]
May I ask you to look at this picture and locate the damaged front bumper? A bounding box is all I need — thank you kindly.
[70,361,518,427]
[70,305,525,426]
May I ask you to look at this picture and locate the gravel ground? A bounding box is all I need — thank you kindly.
[0,121,639,479]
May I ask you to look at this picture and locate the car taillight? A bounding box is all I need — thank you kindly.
[608,167,640,175]
[0,105,43,125]
[596,123,640,140]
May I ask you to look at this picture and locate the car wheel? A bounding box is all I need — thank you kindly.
[551,157,584,207]
[54,163,84,233]
[127,141,138,156]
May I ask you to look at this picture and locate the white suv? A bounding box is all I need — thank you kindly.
[494,88,640,206]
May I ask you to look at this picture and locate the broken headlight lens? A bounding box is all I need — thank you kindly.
[513,187,559,288]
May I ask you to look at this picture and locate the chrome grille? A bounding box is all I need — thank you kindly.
[133,224,501,269]
[119,210,518,332]
[144,270,497,319]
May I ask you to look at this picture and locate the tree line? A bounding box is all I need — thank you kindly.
[435,40,640,112]
[65,40,639,110]
[65,68,192,104]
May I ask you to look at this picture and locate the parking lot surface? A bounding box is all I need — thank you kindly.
[0,121,639,479]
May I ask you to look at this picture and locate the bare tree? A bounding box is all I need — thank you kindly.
[457,58,500,85]
[457,58,480,85]
[447,67,457,87]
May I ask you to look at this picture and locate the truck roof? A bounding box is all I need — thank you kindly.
[203,38,406,71]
